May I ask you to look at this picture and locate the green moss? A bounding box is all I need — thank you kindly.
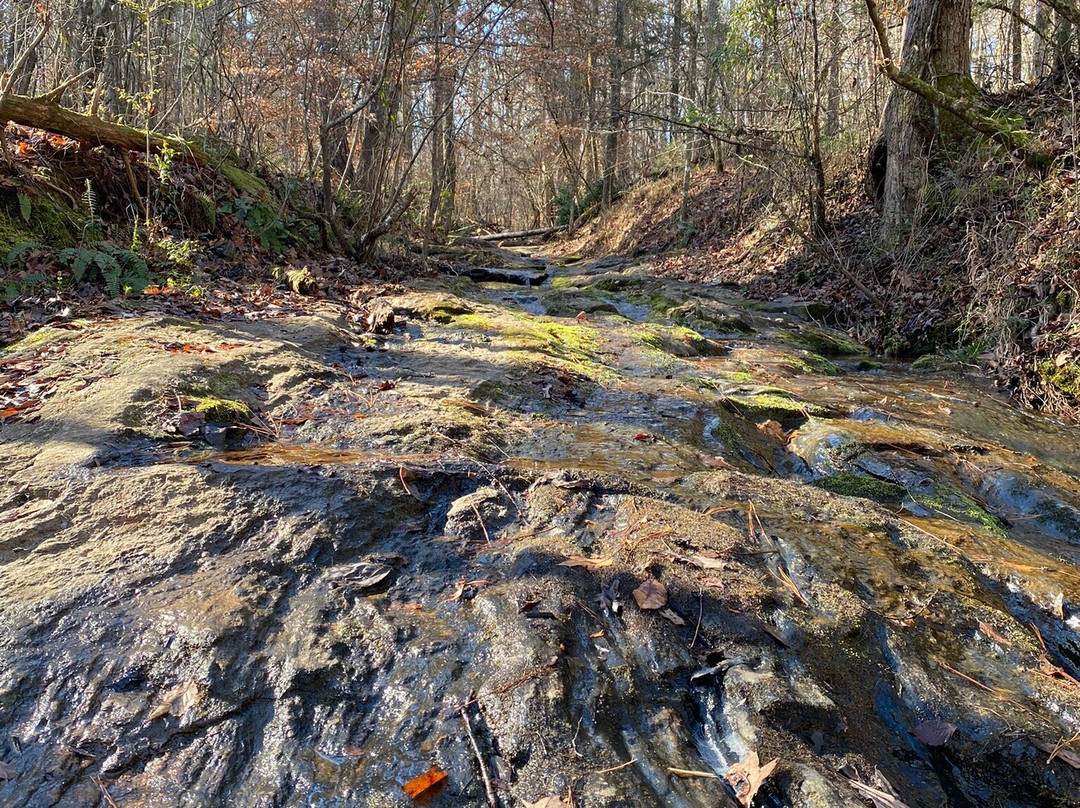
[0,189,79,255]
[635,324,725,357]
[665,301,755,335]
[914,486,1008,536]
[454,311,616,383]
[724,391,828,426]
[855,360,885,371]
[192,395,252,422]
[221,163,273,201]
[542,289,618,317]
[814,473,906,503]
[419,296,476,323]
[1038,359,1080,400]
[783,352,840,376]
[778,328,865,357]
[2,326,69,354]
[548,276,575,288]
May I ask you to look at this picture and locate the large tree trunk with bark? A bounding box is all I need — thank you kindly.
[872,0,974,245]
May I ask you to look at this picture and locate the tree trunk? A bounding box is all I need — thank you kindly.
[0,91,208,164]
[602,0,625,209]
[874,0,974,244]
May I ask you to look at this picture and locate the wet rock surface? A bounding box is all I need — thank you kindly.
[2,256,1079,807]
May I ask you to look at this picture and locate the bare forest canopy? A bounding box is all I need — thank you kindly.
[1,0,1077,242]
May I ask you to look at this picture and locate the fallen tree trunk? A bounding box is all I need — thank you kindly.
[474,225,566,241]
[0,91,209,165]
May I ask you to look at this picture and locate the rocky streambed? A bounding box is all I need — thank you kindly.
[1,255,1079,808]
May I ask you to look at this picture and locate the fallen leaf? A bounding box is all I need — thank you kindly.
[699,453,738,470]
[847,777,912,808]
[977,620,1012,647]
[1033,739,1080,769]
[403,765,448,802]
[149,680,200,720]
[0,760,16,780]
[724,752,778,807]
[576,311,588,322]
[756,419,788,442]
[685,553,726,570]
[659,607,687,626]
[558,555,614,571]
[375,379,396,392]
[632,578,668,610]
[524,797,572,808]
[343,745,365,758]
[912,720,955,747]
[1051,592,1065,620]
[447,579,490,602]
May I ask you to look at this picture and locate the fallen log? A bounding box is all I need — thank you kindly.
[0,91,210,165]
[474,225,565,242]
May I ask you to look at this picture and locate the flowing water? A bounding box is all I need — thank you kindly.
[1,254,1079,807]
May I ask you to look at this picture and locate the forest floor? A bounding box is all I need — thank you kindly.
[3,249,1080,807]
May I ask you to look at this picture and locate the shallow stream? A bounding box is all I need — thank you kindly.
[1,254,1079,807]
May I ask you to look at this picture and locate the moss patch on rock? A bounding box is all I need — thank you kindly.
[779,328,865,357]
[814,472,906,503]
[635,324,726,357]
[193,395,253,422]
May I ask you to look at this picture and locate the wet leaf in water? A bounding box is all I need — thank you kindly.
[756,419,788,442]
[558,555,614,571]
[0,760,16,780]
[724,751,778,807]
[659,607,686,626]
[447,579,490,602]
[632,578,667,610]
[912,720,955,746]
[403,765,448,802]
[149,680,200,721]
[699,454,738,470]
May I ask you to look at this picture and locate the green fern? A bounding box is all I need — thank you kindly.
[17,192,31,223]
[6,242,42,266]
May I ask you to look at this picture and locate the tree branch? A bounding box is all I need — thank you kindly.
[863,0,1051,162]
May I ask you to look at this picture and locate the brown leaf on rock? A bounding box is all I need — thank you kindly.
[632,578,668,610]
[403,765,448,802]
[912,720,956,747]
[342,745,365,758]
[523,796,572,808]
[149,680,200,721]
[724,752,778,807]
[756,419,788,442]
[558,555,614,571]
[847,777,912,808]
[1033,739,1080,769]
[659,607,687,626]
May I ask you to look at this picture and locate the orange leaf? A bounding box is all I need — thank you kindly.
[403,765,448,802]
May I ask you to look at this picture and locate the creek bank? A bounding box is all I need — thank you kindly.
[1,255,1079,808]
